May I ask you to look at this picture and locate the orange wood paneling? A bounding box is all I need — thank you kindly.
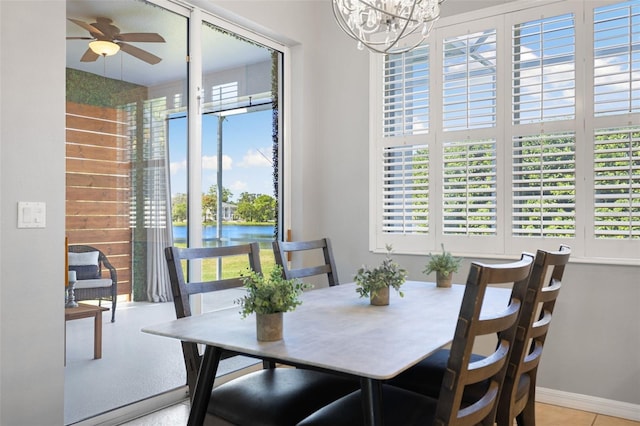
[66,129,127,148]
[66,173,129,189]
[66,101,132,299]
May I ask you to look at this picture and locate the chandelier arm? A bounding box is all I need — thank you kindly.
[332,0,445,54]
[331,2,366,43]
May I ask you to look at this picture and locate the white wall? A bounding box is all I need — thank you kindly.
[0,1,636,424]
[0,1,66,424]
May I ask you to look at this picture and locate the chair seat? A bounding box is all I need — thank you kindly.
[74,278,112,289]
[296,384,437,426]
[208,368,359,426]
[389,348,530,404]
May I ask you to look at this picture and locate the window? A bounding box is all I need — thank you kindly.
[371,0,640,262]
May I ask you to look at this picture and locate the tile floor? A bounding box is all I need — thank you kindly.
[121,401,639,425]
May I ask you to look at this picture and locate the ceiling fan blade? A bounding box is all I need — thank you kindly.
[116,33,165,43]
[118,42,162,65]
[66,37,93,40]
[80,48,100,63]
[68,18,105,37]
[92,17,119,40]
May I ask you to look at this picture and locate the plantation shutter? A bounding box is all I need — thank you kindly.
[442,29,497,131]
[512,133,576,237]
[383,46,430,137]
[593,127,640,239]
[442,139,497,235]
[593,1,640,117]
[381,145,429,234]
[512,13,575,124]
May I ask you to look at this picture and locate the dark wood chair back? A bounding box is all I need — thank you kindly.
[164,243,262,395]
[435,254,533,426]
[496,245,570,426]
[273,238,339,286]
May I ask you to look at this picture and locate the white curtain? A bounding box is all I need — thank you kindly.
[144,98,174,302]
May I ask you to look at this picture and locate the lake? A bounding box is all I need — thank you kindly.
[173,224,275,247]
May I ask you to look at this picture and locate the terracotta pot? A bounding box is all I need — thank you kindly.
[436,271,453,288]
[256,312,283,341]
[370,286,390,306]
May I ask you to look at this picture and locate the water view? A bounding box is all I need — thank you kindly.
[173,224,275,247]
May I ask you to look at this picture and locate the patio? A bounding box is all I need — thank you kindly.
[64,290,259,425]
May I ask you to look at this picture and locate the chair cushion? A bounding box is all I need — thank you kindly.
[74,278,112,289]
[69,264,100,280]
[389,348,488,401]
[208,368,359,426]
[69,251,99,266]
[297,384,437,426]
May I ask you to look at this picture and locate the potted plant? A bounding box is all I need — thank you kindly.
[355,245,408,306]
[235,265,312,341]
[423,244,462,288]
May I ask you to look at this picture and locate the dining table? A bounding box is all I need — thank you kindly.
[142,280,511,426]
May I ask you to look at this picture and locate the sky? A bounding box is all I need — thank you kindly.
[168,109,275,202]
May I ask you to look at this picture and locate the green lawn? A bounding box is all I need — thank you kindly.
[175,243,276,281]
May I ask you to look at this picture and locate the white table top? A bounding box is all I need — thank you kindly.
[142,281,511,380]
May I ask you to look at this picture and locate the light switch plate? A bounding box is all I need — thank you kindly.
[17,202,46,228]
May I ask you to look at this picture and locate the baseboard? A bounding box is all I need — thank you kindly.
[537,387,640,422]
[69,387,189,426]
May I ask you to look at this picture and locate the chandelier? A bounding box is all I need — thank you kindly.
[332,0,444,54]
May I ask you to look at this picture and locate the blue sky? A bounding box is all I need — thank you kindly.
[168,109,274,202]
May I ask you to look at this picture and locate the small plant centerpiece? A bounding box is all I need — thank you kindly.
[423,244,462,288]
[355,245,408,306]
[235,265,312,341]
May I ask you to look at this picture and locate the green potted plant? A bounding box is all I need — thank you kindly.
[355,245,408,306]
[235,265,312,341]
[423,244,462,288]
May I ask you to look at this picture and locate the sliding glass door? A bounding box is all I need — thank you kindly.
[65,0,285,423]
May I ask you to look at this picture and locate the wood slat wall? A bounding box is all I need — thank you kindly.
[66,101,132,298]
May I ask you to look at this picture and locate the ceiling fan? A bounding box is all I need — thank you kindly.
[67,17,165,65]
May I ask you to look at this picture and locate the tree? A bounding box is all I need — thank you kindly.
[172,193,187,223]
[202,185,233,222]
[236,192,258,222]
[236,193,276,222]
[254,194,276,222]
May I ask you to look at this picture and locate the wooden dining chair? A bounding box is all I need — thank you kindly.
[296,255,533,426]
[496,245,570,426]
[273,238,340,286]
[389,246,570,426]
[164,243,358,426]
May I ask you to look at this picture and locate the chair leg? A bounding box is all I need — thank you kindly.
[111,298,116,322]
[516,391,536,426]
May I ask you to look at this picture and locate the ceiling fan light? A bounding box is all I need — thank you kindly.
[89,40,120,56]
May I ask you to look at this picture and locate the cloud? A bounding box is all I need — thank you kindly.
[170,159,187,175]
[229,180,248,192]
[202,155,233,170]
[238,148,272,168]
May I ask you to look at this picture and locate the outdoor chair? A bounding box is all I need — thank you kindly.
[273,238,339,287]
[296,254,533,426]
[389,246,570,426]
[164,243,359,426]
[68,245,117,322]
